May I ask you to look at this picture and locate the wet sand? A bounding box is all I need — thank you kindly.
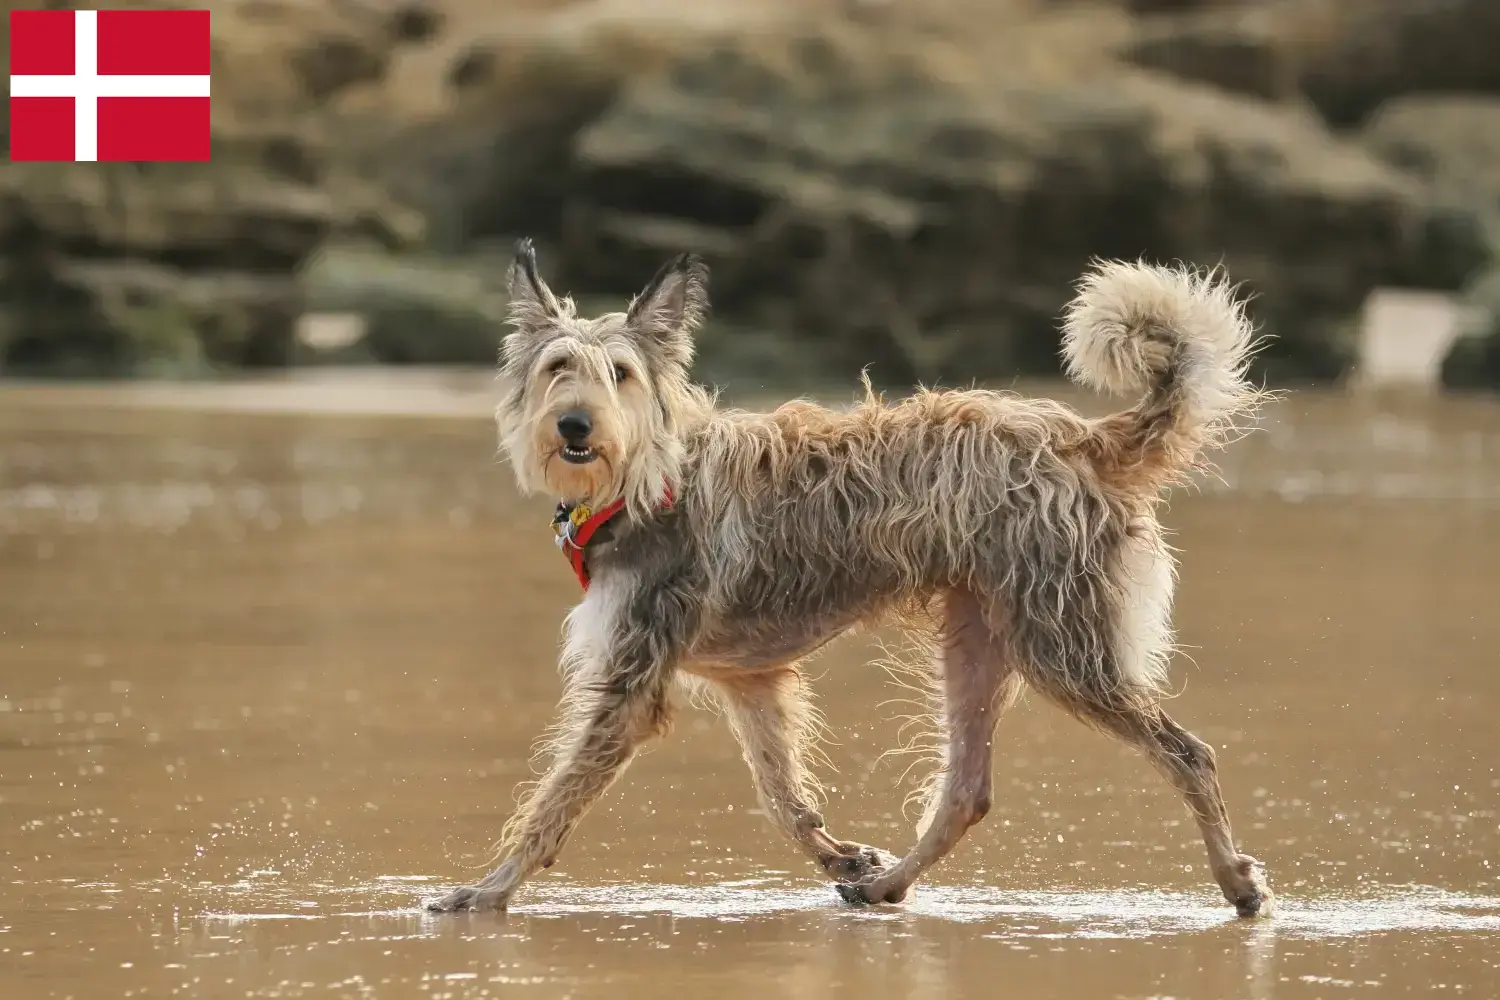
[2,374,1498,998]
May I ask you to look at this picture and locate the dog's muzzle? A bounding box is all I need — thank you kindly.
[556,410,598,464]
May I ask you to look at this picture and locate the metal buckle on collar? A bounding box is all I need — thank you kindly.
[551,501,591,550]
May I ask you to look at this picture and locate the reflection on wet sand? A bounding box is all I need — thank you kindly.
[2,377,1498,998]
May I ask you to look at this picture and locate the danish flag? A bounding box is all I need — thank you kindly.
[8,8,211,162]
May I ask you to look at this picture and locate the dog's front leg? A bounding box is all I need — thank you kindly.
[713,669,897,883]
[428,573,696,913]
[426,676,667,912]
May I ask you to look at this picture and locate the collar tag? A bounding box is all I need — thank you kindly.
[552,501,594,550]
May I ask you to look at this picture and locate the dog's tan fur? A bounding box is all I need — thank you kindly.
[428,243,1274,916]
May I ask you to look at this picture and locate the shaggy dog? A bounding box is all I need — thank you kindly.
[427,241,1272,917]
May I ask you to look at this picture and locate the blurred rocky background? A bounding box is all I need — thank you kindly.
[3,0,1499,389]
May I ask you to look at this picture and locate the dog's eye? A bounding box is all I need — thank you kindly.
[546,359,567,376]
[613,364,630,384]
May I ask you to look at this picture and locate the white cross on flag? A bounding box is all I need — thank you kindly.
[8,8,211,162]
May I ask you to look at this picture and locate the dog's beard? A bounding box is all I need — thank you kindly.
[540,441,619,503]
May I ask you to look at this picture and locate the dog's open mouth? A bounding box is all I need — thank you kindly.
[560,444,598,465]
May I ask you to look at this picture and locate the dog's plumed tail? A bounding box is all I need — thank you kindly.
[1061,259,1265,485]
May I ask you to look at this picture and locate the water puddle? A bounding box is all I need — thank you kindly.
[177,878,1500,939]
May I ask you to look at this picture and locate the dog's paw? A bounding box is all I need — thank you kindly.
[833,873,909,906]
[835,881,872,906]
[425,884,511,913]
[821,842,898,884]
[1223,854,1274,919]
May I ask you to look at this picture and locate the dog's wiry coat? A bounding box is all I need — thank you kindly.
[428,243,1274,917]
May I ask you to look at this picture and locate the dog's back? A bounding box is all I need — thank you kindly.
[675,261,1264,692]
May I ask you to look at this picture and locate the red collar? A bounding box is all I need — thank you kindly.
[550,487,674,590]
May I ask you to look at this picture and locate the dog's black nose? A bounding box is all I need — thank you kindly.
[556,410,592,443]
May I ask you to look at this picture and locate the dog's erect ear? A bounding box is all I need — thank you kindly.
[506,238,563,330]
[625,253,709,365]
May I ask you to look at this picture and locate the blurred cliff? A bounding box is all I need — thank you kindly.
[2,0,1498,388]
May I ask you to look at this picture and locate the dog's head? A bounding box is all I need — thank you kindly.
[496,240,709,514]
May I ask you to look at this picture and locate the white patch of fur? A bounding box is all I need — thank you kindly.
[1111,533,1176,695]
[560,571,632,677]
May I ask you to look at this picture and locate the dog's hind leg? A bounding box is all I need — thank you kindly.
[839,588,1019,905]
[1134,710,1270,918]
[1053,694,1272,918]
[713,668,897,883]
[1015,543,1272,917]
